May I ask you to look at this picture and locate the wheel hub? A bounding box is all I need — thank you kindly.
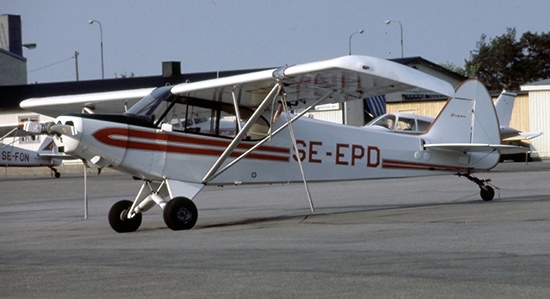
[176,208,191,222]
[120,209,129,221]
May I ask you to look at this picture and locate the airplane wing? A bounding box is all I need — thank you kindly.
[0,122,26,138]
[425,143,529,154]
[502,131,543,141]
[170,55,455,109]
[19,56,454,117]
[37,153,75,159]
[20,88,155,117]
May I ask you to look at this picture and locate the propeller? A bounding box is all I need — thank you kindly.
[48,123,75,136]
[23,121,75,136]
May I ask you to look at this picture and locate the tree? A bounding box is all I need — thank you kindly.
[438,61,466,76]
[464,28,550,91]
[518,31,550,83]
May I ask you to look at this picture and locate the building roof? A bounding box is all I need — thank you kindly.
[0,48,26,62]
[389,56,467,82]
[521,78,550,91]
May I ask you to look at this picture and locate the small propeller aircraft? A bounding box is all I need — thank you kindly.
[365,91,543,141]
[20,55,527,233]
[0,128,65,178]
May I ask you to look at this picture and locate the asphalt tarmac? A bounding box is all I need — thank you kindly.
[1,162,550,298]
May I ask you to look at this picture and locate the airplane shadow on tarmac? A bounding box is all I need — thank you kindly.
[136,193,550,232]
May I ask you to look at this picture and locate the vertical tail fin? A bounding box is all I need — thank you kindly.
[425,79,500,145]
[38,136,58,154]
[494,91,516,127]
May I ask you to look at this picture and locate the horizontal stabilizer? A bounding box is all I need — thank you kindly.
[425,143,529,154]
[503,131,543,141]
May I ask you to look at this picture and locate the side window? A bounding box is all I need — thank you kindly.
[396,117,416,131]
[18,116,40,143]
[159,98,269,140]
[372,114,396,130]
[417,120,431,132]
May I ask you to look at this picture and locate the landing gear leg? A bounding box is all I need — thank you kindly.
[458,173,497,201]
[106,180,203,233]
[49,166,60,178]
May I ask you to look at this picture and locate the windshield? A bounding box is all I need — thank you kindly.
[125,86,175,123]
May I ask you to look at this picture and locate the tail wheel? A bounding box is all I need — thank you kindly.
[480,185,495,201]
[163,197,198,231]
[108,200,142,233]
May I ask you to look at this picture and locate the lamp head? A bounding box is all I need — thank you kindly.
[23,43,37,50]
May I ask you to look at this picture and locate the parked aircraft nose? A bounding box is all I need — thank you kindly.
[54,116,84,155]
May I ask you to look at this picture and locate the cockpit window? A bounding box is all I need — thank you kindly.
[395,117,416,131]
[417,120,431,132]
[370,114,396,130]
[125,86,174,123]
[160,97,269,140]
[126,87,269,140]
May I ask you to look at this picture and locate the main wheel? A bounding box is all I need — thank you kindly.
[108,200,142,233]
[480,185,495,201]
[163,197,198,231]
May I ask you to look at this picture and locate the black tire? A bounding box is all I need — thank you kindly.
[163,197,198,231]
[108,200,142,233]
[480,185,495,201]
[54,172,61,178]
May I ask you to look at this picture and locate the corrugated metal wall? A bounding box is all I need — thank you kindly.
[387,100,446,117]
[528,91,550,158]
[509,94,530,133]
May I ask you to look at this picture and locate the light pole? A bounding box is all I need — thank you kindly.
[88,19,104,79]
[384,20,403,58]
[74,51,80,81]
[348,29,364,55]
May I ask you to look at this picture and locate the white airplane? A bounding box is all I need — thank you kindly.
[0,131,65,178]
[366,91,543,142]
[20,55,527,233]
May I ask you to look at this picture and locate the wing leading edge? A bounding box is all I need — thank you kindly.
[20,88,156,117]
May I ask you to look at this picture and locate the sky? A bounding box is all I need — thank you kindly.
[4,0,550,84]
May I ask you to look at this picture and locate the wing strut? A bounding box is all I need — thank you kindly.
[206,90,336,182]
[201,84,282,183]
[231,88,243,133]
[281,94,315,213]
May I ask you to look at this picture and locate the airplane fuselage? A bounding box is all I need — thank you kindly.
[56,113,500,185]
[0,147,61,167]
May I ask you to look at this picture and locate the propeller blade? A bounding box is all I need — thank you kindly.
[23,121,49,134]
[48,124,75,136]
[23,122,75,136]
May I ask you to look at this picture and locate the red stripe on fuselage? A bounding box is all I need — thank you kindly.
[382,159,470,172]
[92,128,290,162]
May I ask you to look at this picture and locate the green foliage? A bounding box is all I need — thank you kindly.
[438,61,466,76]
[115,72,136,79]
[465,28,550,91]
